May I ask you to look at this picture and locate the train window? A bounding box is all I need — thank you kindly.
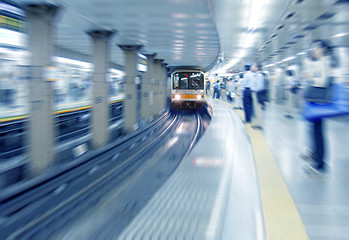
[173,74,180,89]
[173,72,204,90]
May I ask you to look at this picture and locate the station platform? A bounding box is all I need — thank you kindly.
[58,97,349,240]
[117,97,349,240]
[118,99,264,240]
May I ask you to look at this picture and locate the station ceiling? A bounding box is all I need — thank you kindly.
[12,0,349,72]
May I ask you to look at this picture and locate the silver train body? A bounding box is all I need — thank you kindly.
[170,69,205,109]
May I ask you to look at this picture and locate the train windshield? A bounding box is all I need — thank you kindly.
[173,72,204,90]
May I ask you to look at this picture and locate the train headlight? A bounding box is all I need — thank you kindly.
[175,94,181,100]
[196,95,202,100]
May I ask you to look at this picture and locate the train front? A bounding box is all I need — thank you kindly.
[170,70,205,109]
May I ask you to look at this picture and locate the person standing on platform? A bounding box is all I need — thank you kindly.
[259,72,269,110]
[234,74,243,109]
[226,79,234,102]
[302,39,336,173]
[251,64,264,129]
[284,69,298,118]
[206,80,210,95]
[213,80,220,99]
[242,65,253,123]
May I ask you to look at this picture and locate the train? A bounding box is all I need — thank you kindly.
[170,69,206,109]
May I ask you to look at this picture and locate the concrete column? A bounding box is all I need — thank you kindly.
[142,54,156,121]
[25,4,59,176]
[161,63,168,110]
[153,59,163,116]
[119,45,143,132]
[87,30,115,149]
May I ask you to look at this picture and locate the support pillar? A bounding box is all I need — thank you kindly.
[119,45,143,132]
[161,63,168,111]
[26,4,59,176]
[153,59,163,116]
[88,30,115,149]
[142,54,156,121]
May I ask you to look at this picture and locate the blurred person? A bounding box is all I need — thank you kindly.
[302,39,337,173]
[213,80,220,99]
[206,80,210,95]
[242,65,253,123]
[234,74,243,109]
[284,69,299,118]
[226,79,234,102]
[260,72,270,109]
[251,64,264,129]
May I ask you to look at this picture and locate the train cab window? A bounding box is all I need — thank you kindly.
[173,72,204,90]
[181,77,188,89]
[189,73,204,90]
[173,74,180,89]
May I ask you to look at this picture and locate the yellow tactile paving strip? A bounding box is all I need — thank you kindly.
[219,99,309,240]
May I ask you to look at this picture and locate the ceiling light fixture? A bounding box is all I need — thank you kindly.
[265,63,275,68]
[218,0,267,72]
[332,32,348,38]
[296,51,306,55]
[281,56,296,62]
[247,0,266,31]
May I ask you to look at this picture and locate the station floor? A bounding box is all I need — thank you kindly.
[61,96,349,240]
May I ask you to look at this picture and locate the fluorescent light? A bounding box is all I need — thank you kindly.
[172,13,188,19]
[282,56,296,62]
[174,30,185,34]
[332,32,348,38]
[173,23,187,27]
[173,39,184,43]
[53,57,92,69]
[137,53,147,59]
[238,49,247,58]
[265,63,275,68]
[296,51,306,56]
[173,43,184,47]
[248,0,266,31]
[242,32,257,49]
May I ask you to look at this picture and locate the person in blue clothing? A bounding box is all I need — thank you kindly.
[302,39,337,173]
[213,80,220,99]
[242,65,253,123]
[251,64,264,129]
